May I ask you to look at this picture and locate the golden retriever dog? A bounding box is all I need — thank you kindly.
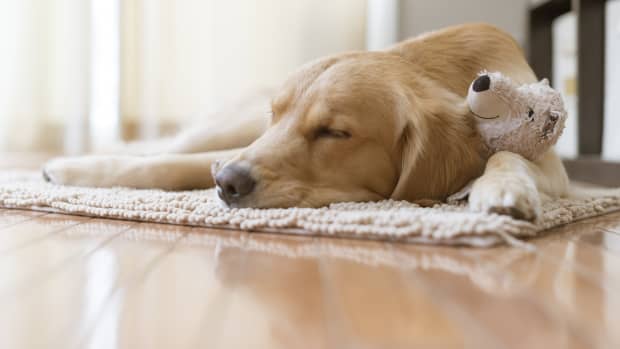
[43,23,569,220]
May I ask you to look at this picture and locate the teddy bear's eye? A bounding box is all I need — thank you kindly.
[528,108,534,119]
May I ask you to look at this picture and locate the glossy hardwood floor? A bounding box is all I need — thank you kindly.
[1,209,620,348]
[1,156,620,348]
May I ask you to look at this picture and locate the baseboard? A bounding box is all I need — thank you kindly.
[564,156,620,187]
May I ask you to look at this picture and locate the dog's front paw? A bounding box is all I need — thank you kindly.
[468,175,541,221]
[42,156,105,187]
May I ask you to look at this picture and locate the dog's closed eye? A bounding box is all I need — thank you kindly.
[314,126,351,139]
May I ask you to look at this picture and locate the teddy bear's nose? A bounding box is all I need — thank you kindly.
[472,75,491,92]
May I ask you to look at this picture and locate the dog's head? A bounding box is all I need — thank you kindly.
[212,52,483,208]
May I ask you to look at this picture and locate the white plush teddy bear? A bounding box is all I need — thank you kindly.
[467,71,567,160]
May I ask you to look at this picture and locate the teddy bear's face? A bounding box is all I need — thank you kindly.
[467,72,567,160]
[520,79,565,141]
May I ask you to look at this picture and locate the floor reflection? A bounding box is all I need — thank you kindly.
[83,249,120,349]
[1,212,620,348]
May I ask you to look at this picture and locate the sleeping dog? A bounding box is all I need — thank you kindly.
[43,23,569,220]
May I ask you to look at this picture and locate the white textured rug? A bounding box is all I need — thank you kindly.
[1,170,619,247]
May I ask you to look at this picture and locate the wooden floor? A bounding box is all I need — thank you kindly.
[2,156,620,348]
[1,209,620,348]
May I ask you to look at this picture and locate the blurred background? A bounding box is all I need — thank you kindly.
[0,0,618,159]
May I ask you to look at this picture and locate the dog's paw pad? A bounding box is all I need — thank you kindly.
[469,177,541,222]
[488,205,528,220]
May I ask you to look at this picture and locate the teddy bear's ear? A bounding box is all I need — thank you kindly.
[467,76,511,120]
[540,78,550,86]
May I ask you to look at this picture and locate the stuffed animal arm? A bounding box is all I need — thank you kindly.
[466,71,567,161]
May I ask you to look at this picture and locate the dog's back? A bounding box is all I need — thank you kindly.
[387,23,537,96]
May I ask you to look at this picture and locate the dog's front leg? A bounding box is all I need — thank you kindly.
[42,149,243,190]
[468,150,569,221]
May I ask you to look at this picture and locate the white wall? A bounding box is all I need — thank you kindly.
[398,0,530,46]
[604,0,620,160]
[553,12,578,158]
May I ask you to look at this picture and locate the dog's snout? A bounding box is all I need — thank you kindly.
[472,74,491,92]
[215,165,256,203]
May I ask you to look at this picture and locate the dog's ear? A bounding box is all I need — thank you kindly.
[389,91,482,204]
[390,121,422,202]
[390,120,446,205]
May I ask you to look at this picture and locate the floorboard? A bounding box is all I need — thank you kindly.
[0,207,619,348]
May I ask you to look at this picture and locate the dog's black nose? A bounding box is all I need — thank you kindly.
[215,165,256,203]
[472,74,491,92]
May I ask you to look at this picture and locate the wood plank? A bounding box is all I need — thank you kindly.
[453,215,620,348]
[0,220,187,349]
[0,218,133,348]
[501,239,618,347]
[0,217,124,292]
[0,206,619,347]
[0,209,49,229]
[0,213,90,255]
[192,232,330,349]
[317,238,469,348]
[394,243,593,349]
[71,224,197,349]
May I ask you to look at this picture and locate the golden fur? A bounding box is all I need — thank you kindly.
[43,23,569,220]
